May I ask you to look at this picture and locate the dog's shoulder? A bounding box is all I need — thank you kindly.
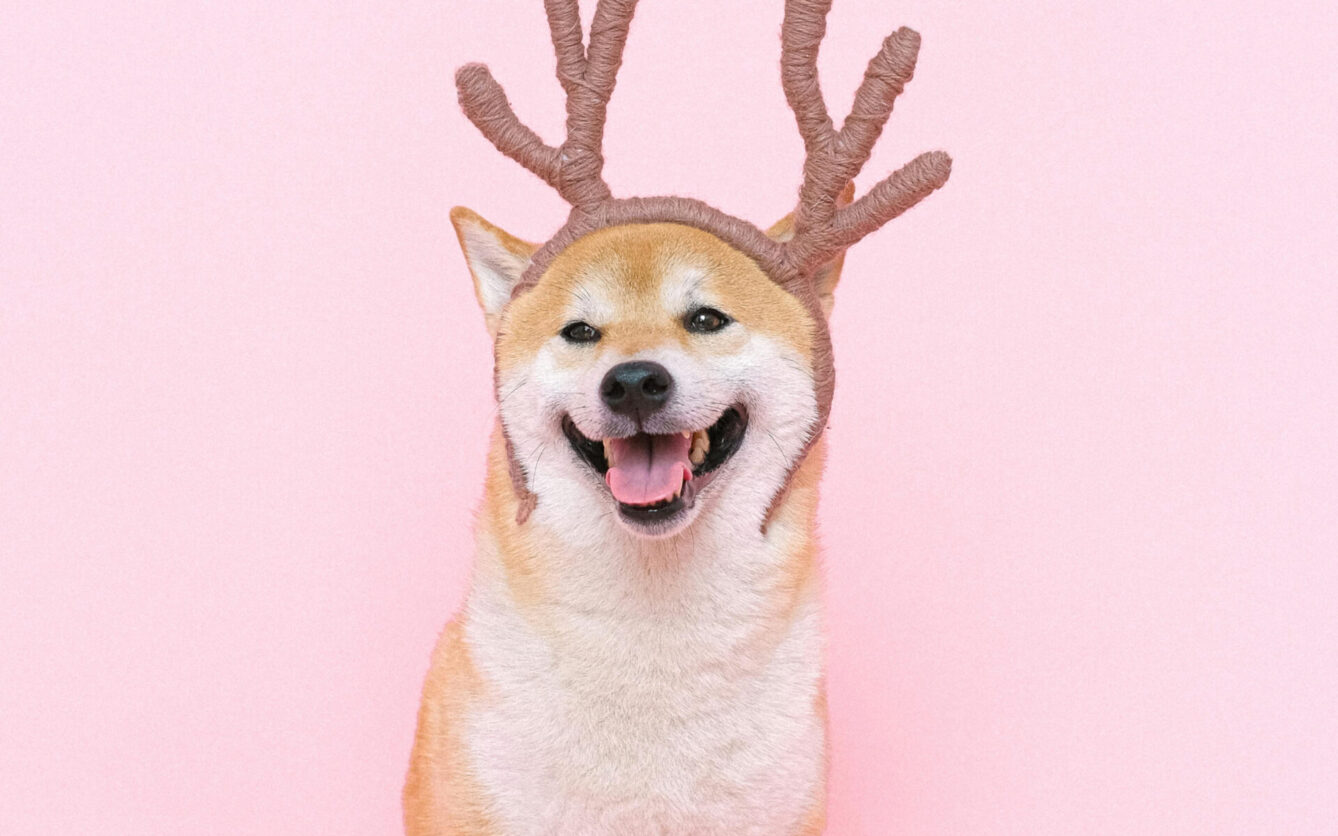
[404,619,495,836]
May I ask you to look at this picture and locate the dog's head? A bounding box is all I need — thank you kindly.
[448,0,950,540]
[452,208,846,538]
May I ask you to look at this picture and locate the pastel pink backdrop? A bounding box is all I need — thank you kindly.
[2,0,1334,833]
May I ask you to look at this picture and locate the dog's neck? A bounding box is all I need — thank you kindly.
[467,426,825,642]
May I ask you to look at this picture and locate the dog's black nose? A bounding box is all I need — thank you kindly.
[601,361,674,418]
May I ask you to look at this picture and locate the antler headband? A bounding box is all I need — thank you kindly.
[457,0,951,524]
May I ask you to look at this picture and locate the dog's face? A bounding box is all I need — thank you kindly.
[452,209,844,539]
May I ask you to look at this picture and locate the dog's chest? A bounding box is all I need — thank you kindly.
[463,579,826,835]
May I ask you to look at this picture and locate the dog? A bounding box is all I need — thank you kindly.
[405,1,950,833]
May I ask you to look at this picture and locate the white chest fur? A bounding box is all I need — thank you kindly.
[458,511,827,835]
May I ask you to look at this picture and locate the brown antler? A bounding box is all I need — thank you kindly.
[455,0,638,212]
[779,0,951,274]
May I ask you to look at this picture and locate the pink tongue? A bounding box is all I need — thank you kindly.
[606,433,693,506]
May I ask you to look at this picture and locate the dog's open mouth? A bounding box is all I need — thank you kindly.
[562,407,748,525]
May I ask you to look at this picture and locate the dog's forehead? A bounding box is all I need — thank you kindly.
[497,222,816,369]
[539,223,742,318]
[565,259,711,325]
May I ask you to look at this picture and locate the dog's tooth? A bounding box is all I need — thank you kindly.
[602,439,615,466]
[688,429,709,466]
[682,430,691,439]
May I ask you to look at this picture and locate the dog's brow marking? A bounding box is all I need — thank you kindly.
[656,254,708,312]
[559,268,615,325]
[564,282,596,309]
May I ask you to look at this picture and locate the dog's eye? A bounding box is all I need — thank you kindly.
[684,307,731,334]
[560,321,601,343]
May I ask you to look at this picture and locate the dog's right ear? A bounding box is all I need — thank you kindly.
[450,207,537,336]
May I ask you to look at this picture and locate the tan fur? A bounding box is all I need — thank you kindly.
[798,800,829,836]
[768,438,826,620]
[404,621,494,836]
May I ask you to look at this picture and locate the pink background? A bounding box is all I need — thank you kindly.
[2,0,1335,833]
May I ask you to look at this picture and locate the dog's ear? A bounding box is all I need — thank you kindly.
[450,207,538,335]
[765,181,855,319]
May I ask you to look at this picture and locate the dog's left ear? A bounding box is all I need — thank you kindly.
[450,206,538,336]
[766,182,855,319]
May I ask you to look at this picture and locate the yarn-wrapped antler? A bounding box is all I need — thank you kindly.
[778,0,952,275]
[455,0,638,212]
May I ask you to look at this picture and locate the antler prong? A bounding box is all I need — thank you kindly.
[457,0,639,211]
[781,0,838,235]
[836,27,920,166]
[780,0,837,156]
[555,0,638,208]
[545,0,589,93]
[456,63,564,191]
[781,0,950,273]
[830,150,951,251]
[584,0,638,92]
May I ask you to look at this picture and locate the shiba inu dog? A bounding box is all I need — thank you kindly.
[405,1,950,833]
